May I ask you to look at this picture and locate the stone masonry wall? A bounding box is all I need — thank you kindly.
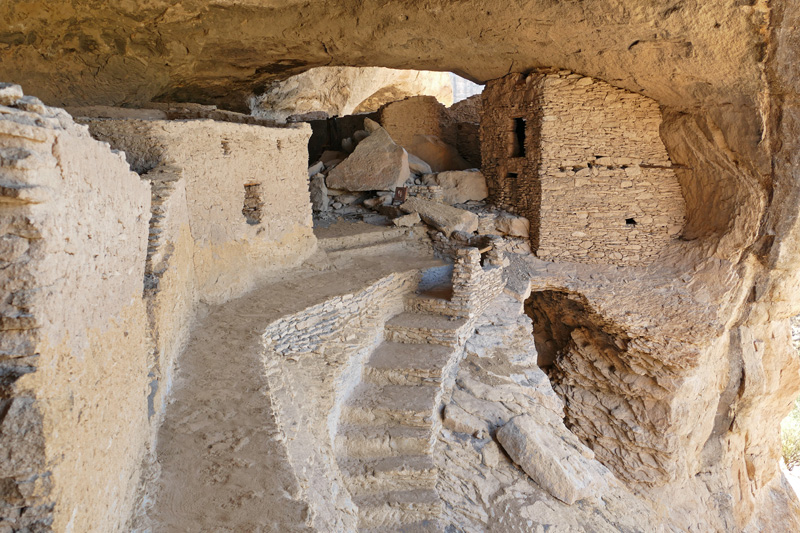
[261,269,423,530]
[0,89,152,532]
[482,72,686,266]
[83,118,317,305]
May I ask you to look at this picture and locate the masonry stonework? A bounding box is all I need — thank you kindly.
[481,72,686,266]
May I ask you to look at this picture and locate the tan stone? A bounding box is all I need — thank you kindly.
[250,66,452,122]
[392,212,421,227]
[407,134,471,173]
[427,169,488,204]
[326,127,410,192]
[400,197,479,236]
[496,414,610,505]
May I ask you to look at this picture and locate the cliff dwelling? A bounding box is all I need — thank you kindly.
[1,2,800,533]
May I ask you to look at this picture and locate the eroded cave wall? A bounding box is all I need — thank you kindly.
[82,118,316,305]
[0,92,152,532]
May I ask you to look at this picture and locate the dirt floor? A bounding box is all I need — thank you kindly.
[142,244,441,532]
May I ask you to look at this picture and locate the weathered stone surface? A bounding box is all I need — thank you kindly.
[400,197,478,236]
[0,83,23,106]
[326,128,410,192]
[392,212,421,227]
[495,213,530,237]
[363,117,381,134]
[310,175,328,212]
[497,413,610,505]
[442,403,488,437]
[251,67,452,122]
[408,153,432,175]
[308,161,324,176]
[407,134,471,173]
[424,169,488,204]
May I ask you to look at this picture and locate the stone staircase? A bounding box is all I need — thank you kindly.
[334,268,473,532]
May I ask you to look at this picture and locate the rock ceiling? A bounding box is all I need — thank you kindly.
[0,0,769,114]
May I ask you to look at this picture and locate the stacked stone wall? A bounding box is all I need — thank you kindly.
[481,72,686,265]
[261,269,422,530]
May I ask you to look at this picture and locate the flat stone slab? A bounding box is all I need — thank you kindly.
[399,197,478,236]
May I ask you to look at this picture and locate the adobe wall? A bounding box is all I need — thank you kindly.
[482,72,686,266]
[0,91,152,532]
[83,118,317,305]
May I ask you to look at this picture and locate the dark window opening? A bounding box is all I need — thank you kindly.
[511,117,526,158]
[507,172,518,180]
[243,183,263,225]
[626,218,637,226]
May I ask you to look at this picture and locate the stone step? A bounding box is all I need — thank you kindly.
[384,312,469,347]
[341,382,440,428]
[339,455,437,494]
[363,341,454,386]
[353,489,442,530]
[404,293,464,318]
[336,425,434,458]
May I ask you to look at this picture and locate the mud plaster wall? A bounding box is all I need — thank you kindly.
[82,118,317,305]
[482,72,686,266]
[0,99,152,532]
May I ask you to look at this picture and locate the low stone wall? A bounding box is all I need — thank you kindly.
[82,118,317,305]
[0,90,152,532]
[261,269,423,531]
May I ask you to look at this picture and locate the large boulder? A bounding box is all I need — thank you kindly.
[408,134,471,172]
[494,213,530,237]
[424,169,488,204]
[326,127,410,191]
[496,414,612,505]
[400,196,478,236]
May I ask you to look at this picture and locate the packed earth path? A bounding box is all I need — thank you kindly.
[142,241,442,531]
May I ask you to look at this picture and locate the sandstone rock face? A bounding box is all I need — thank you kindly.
[400,197,479,236]
[310,175,328,212]
[250,67,453,122]
[326,127,410,191]
[424,169,488,204]
[495,213,530,237]
[407,152,433,175]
